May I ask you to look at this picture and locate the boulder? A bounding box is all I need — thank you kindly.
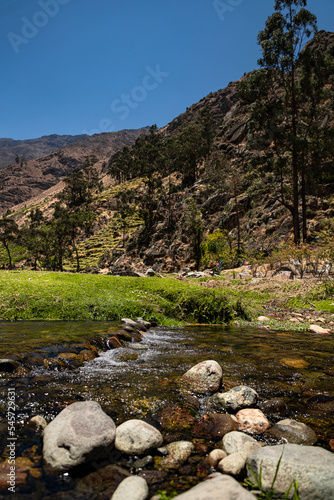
[0,359,18,372]
[115,419,163,455]
[265,419,317,445]
[172,472,257,499]
[247,444,334,500]
[213,386,258,411]
[160,441,194,470]
[181,360,223,394]
[111,476,149,500]
[43,401,116,474]
[236,409,271,435]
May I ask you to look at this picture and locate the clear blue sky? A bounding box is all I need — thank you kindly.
[1,0,333,140]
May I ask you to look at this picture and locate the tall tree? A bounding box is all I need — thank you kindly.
[0,218,19,269]
[240,0,317,244]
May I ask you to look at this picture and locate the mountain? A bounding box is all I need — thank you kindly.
[0,128,149,214]
[0,134,88,170]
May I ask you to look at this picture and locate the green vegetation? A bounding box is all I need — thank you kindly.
[0,271,239,324]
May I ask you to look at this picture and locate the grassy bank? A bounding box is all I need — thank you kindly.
[0,271,333,328]
[0,271,240,325]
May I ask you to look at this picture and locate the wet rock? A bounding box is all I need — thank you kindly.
[121,318,145,330]
[111,475,149,500]
[43,401,116,474]
[27,415,47,433]
[133,455,153,469]
[258,398,288,420]
[0,358,19,372]
[106,336,123,349]
[193,413,239,439]
[156,405,196,432]
[247,444,334,500]
[207,449,227,468]
[221,431,259,455]
[172,472,257,499]
[281,358,310,369]
[212,385,258,411]
[78,349,97,362]
[160,441,195,470]
[115,419,163,455]
[265,419,317,445]
[180,360,223,394]
[76,464,130,497]
[0,457,42,489]
[236,409,271,435]
[138,469,167,485]
[136,318,151,329]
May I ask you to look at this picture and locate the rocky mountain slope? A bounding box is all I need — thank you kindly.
[0,134,88,169]
[0,128,149,214]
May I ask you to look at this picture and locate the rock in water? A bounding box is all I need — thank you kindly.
[43,401,116,474]
[247,444,334,500]
[115,419,163,455]
[213,385,258,411]
[265,419,317,445]
[111,476,149,500]
[181,360,222,394]
[172,472,257,499]
[160,441,194,470]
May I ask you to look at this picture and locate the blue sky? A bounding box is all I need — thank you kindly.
[1,0,333,140]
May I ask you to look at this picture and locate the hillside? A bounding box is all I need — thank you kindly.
[0,134,88,170]
[2,31,334,275]
[0,128,149,214]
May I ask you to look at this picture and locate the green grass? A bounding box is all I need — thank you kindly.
[0,271,239,325]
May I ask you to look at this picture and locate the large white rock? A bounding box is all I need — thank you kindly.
[111,476,148,500]
[247,444,334,500]
[181,360,223,394]
[115,419,163,455]
[172,473,257,499]
[43,401,116,474]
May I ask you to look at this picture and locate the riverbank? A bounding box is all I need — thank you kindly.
[0,270,333,331]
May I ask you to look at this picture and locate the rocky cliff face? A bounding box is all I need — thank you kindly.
[0,128,149,214]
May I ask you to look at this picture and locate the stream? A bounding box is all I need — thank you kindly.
[0,321,333,498]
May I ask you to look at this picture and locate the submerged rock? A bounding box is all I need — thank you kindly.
[193,413,239,439]
[247,444,334,500]
[0,358,19,372]
[180,360,223,394]
[43,401,116,474]
[115,419,163,455]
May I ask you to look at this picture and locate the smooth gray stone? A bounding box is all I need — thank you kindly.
[173,473,257,499]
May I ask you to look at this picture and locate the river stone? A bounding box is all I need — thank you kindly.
[265,418,318,445]
[43,401,116,474]
[111,475,149,500]
[310,324,331,335]
[115,419,163,455]
[207,449,227,468]
[0,359,18,372]
[214,385,258,411]
[172,472,257,499]
[28,415,47,432]
[193,413,239,439]
[247,444,334,500]
[236,408,271,435]
[217,452,246,476]
[258,398,288,420]
[181,360,223,394]
[160,441,195,470]
[222,431,259,454]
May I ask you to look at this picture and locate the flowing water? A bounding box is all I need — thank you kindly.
[0,321,333,498]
